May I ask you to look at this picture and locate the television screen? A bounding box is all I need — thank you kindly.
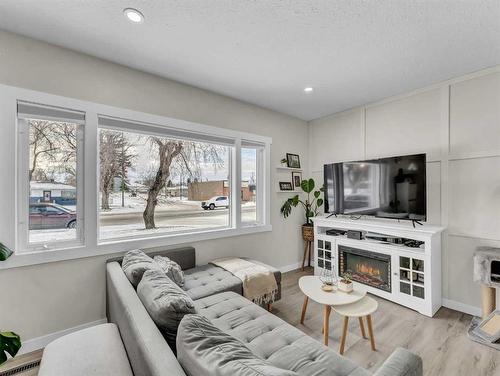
[324,153,426,221]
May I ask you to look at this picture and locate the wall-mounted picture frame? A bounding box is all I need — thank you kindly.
[279,181,294,191]
[292,171,302,189]
[286,153,301,169]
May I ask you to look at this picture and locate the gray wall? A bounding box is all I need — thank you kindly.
[308,69,500,314]
[0,31,308,342]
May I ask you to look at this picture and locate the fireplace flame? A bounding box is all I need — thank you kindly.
[356,263,381,277]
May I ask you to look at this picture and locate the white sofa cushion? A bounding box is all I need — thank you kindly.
[38,323,133,376]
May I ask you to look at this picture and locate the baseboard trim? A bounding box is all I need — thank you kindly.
[19,318,108,355]
[442,298,481,317]
[278,262,303,273]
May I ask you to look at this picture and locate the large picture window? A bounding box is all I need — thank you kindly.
[17,102,84,250]
[98,119,232,241]
[11,87,270,262]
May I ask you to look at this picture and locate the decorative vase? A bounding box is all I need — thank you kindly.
[320,268,338,292]
[302,224,314,242]
[338,280,353,293]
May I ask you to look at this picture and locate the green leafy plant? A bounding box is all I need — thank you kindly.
[0,331,21,365]
[340,272,352,284]
[0,243,13,261]
[280,178,324,225]
[280,158,287,164]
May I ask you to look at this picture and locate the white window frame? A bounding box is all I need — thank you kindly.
[0,84,271,269]
[240,142,266,227]
[17,103,86,252]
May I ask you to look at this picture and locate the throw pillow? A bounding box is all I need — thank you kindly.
[154,255,185,286]
[122,249,158,287]
[137,268,196,350]
[177,314,298,376]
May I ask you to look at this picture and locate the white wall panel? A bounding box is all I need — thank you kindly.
[308,109,364,171]
[365,89,444,159]
[426,161,441,225]
[450,72,500,156]
[449,156,500,240]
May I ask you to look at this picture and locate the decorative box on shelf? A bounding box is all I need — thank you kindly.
[312,216,445,317]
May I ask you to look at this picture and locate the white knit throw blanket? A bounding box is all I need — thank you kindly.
[211,257,278,305]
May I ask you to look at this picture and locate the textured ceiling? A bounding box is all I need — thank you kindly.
[0,1,499,120]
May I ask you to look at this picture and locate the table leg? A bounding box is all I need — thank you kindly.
[366,314,376,351]
[300,296,309,324]
[323,305,332,346]
[358,317,367,339]
[339,316,349,355]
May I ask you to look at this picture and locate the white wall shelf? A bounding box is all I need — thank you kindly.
[276,166,302,172]
[276,190,302,193]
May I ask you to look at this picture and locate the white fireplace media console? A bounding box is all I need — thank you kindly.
[313,216,444,317]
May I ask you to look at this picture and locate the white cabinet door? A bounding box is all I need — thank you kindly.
[315,236,337,276]
[396,253,426,303]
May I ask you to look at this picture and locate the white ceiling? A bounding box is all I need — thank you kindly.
[0,1,499,121]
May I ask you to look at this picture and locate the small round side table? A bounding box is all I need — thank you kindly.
[299,276,366,346]
[332,295,378,355]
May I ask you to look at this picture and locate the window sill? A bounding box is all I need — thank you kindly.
[0,224,272,270]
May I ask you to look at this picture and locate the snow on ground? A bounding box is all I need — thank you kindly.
[29,196,257,243]
[99,193,255,215]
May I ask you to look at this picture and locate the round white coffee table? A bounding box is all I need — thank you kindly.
[299,275,366,345]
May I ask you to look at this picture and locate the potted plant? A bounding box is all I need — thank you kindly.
[280,158,288,167]
[0,242,13,261]
[339,272,354,293]
[280,178,324,242]
[0,331,21,365]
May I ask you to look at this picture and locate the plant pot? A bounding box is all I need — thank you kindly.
[338,280,353,293]
[302,224,314,242]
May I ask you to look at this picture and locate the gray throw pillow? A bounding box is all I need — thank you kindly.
[122,249,159,287]
[154,255,185,286]
[177,314,298,376]
[137,269,196,349]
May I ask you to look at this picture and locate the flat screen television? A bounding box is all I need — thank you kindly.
[324,153,426,221]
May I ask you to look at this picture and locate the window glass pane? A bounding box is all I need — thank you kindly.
[99,128,230,240]
[241,148,258,225]
[28,119,79,243]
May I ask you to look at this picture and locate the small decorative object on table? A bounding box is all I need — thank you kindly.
[320,268,337,292]
[339,272,354,293]
[279,181,293,191]
[286,153,301,168]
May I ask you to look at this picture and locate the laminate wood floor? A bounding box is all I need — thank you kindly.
[272,268,500,376]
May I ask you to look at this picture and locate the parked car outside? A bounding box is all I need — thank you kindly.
[201,196,229,210]
[29,203,77,230]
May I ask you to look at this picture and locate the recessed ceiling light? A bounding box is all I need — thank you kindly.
[304,87,314,93]
[124,8,144,23]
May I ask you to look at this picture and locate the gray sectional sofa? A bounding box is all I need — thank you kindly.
[104,246,422,376]
[41,246,422,375]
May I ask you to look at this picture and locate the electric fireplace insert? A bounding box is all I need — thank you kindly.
[338,245,391,292]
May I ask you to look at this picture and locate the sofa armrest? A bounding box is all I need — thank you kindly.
[373,348,423,376]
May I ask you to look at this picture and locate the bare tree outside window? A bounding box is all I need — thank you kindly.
[98,128,230,240]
